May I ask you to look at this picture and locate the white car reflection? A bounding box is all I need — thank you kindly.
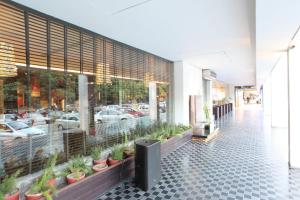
[22,113,51,126]
[94,110,133,123]
[0,121,45,138]
[0,114,34,126]
[55,114,80,130]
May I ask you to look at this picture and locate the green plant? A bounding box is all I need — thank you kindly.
[203,104,211,123]
[63,155,91,178]
[90,146,102,161]
[111,146,124,161]
[0,170,20,200]
[123,132,129,145]
[27,153,58,200]
[29,170,55,200]
[44,153,58,179]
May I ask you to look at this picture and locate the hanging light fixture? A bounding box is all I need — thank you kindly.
[0,42,17,77]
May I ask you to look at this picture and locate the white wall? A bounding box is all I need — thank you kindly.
[263,76,272,116]
[271,55,288,128]
[289,35,300,168]
[173,61,203,125]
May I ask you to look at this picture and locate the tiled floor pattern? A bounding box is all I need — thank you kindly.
[97,109,300,200]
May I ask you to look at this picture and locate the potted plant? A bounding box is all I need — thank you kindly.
[90,146,107,165]
[108,146,124,166]
[122,133,134,159]
[0,171,20,200]
[63,156,91,184]
[203,104,214,134]
[90,146,108,173]
[25,154,58,200]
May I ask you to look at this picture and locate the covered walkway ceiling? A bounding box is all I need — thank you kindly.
[13,0,256,85]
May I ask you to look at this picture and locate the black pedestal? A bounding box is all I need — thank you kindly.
[135,139,161,191]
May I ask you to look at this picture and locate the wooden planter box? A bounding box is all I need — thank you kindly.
[55,129,192,199]
[161,129,192,157]
[55,156,135,200]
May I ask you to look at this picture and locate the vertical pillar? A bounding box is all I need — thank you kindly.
[271,55,288,128]
[79,74,89,135]
[149,82,157,122]
[289,42,300,168]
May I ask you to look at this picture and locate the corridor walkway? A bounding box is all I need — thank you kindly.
[97,108,300,200]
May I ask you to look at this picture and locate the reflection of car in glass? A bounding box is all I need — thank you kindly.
[137,104,149,115]
[55,114,80,130]
[122,108,144,117]
[0,114,33,126]
[106,105,121,111]
[0,121,45,138]
[26,113,51,126]
[94,110,133,123]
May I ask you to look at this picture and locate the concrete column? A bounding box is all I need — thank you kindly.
[149,82,157,121]
[173,61,186,125]
[228,84,235,109]
[79,74,89,135]
[289,42,300,168]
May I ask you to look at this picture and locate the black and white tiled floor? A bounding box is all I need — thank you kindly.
[97,108,300,200]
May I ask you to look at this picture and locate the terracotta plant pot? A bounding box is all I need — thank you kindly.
[93,159,107,165]
[47,178,56,187]
[92,163,108,173]
[66,172,85,184]
[4,190,19,200]
[25,192,44,200]
[108,159,120,166]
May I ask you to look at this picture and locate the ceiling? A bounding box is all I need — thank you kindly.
[13,0,256,85]
[256,0,300,88]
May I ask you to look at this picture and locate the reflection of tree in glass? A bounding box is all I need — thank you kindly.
[95,78,149,105]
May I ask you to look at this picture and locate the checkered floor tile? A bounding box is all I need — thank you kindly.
[97,109,300,200]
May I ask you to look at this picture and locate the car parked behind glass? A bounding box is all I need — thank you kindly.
[0,121,45,139]
[55,113,80,130]
[94,110,133,123]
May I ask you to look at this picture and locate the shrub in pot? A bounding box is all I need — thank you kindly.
[25,154,58,200]
[90,146,108,173]
[0,171,20,200]
[122,133,134,159]
[63,155,91,185]
[108,146,124,166]
[90,146,107,165]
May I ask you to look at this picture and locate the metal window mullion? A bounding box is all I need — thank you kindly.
[24,10,32,174]
[64,26,67,112]
[80,31,83,73]
[24,11,31,111]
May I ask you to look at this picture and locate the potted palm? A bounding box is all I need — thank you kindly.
[0,171,20,200]
[108,146,124,166]
[63,156,91,184]
[25,154,58,200]
[90,146,108,173]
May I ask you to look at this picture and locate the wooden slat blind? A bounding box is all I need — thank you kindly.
[0,2,26,67]
[50,22,64,70]
[28,14,47,68]
[67,28,80,73]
